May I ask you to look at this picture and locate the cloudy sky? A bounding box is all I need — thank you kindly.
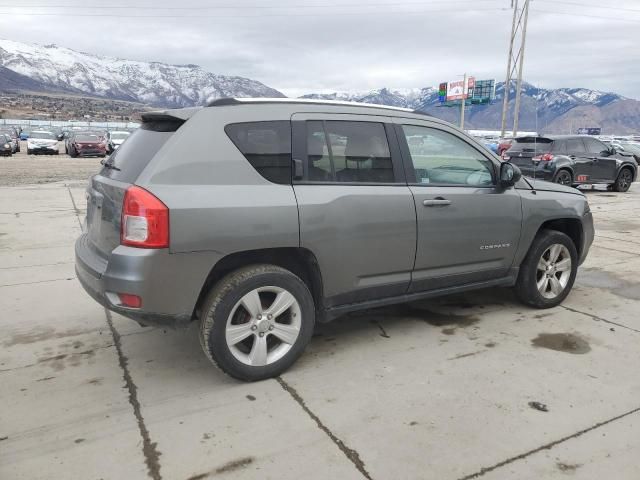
[0,0,638,98]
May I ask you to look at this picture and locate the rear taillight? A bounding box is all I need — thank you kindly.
[118,293,142,308]
[533,153,554,162]
[121,186,169,248]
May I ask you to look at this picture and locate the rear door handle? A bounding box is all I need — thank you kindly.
[423,199,451,207]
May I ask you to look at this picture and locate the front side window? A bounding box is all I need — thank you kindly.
[401,125,494,186]
[304,121,394,183]
[583,137,609,156]
[225,121,292,185]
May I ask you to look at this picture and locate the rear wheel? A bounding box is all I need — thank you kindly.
[612,168,633,192]
[69,148,78,158]
[199,264,315,381]
[553,169,573,186]
[515,230,578,309]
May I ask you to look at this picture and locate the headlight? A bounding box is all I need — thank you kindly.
[3,143,9,149]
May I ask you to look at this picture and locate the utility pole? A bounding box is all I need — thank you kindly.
[500,0,531,138]
[460,73,467,130]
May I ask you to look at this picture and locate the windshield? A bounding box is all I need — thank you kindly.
[30,131,55,140]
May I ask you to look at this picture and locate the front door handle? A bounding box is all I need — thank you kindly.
[423,198,451,207]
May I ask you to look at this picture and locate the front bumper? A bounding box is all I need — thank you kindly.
[28,145,59,154]
[75,233,220,328]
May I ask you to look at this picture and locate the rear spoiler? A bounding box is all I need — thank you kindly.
[140,107,201,123]
[513,136,553,144]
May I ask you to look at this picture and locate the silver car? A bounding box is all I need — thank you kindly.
[75,98,594,381]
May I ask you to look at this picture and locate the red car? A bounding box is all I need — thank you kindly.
[498,138,513,157]
[68,133,107,158]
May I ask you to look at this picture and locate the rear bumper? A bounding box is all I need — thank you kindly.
[75,233,220,329]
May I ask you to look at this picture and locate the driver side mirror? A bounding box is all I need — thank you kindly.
[500,161,522,188]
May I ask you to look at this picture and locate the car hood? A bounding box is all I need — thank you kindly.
[524,177,584,195]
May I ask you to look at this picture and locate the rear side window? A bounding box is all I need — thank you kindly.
[103,120,183,182]
[583,137,609,155]
[225,121,291,185]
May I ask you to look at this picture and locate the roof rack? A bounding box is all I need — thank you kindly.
[207,97,430,116]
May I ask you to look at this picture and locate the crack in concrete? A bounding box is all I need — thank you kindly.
[105,308,162,480]
[457,405,640,480]
[66,186,83,230]
[0,277,76,288]
[276,377,372,480]
[0,261,73,270]
[595,235,640,247]
[561,305,640,334]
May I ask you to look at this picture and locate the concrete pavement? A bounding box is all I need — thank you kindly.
[1,181,639,480]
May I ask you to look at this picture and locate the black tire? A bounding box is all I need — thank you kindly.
[553,169,573,186]
[514,230,578,309]
[27,149,32,155]
[69,148,78,158]
[199,264,315,382]
[612,167,633,192]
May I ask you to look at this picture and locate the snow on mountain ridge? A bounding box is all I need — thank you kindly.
[0,38,284,107]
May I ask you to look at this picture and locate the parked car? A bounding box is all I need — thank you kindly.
[498,137,513,156]
[106,130,130,153]
[75,98,594,381]
[19,129,31,140]
[0,127,20,153]
[0,133,13,156]
[616,142,640,163]
[67,132,107,158]
[503,135,637,192]
[27,130,59,155]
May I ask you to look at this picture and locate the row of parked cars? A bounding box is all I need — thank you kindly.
[477,133,639,193]
[0,125,132,157]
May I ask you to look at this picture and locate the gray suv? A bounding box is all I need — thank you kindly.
[75,98,594,381]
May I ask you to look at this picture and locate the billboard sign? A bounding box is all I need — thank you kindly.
[577,127,601,135]
[446,77,475,101]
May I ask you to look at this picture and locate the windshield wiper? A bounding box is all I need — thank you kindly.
[100,158,121,171]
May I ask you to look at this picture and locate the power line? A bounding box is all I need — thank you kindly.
[0,6,509,18]
[537,0,640,14]
[0,0,504,8]
[531,8,640,24]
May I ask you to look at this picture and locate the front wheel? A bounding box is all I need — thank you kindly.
[199,264,315,381]
[612,168,633,192]
[515,230,578,309]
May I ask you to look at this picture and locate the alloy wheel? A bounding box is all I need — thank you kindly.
[536,244,572,299]
[225,286,302,366]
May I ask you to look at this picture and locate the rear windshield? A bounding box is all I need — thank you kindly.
[31,131,56,140]
[101,120,182,182]
[508,137,553,153]
[76,135,100,142]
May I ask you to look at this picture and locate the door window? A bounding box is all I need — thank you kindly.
[565,138,586,153]
[401,125,494,186]
[304,121,394,183]
[583,137,609,156]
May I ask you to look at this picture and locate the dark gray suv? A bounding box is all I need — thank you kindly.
[75,98,594,381]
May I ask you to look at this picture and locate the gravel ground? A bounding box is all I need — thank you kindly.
[0,141,102,186]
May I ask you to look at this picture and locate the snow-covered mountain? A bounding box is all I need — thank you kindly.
[0,39,284,107]
[300,83,635,133]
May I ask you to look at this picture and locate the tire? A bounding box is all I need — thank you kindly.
[612,168,633,192]
[27,149,32,155]
[515,230,578,309]
[69,148,78,158]
[199,264,315,382]
[553,169,573,186]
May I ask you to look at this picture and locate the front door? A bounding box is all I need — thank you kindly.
[583,137,617,182]
[394,120,523,292]
[563,137,592,183]
[291,113,417,308]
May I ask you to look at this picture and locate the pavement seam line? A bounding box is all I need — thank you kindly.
[561,305,640,334]
[595,234,640,246]
[457,405,640,480]
[276,377,373,480]
[105,308,163,480]
[66,185,84,230]
[0,277,76,288]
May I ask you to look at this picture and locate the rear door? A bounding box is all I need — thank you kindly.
[394,119,522,292]
[583,137,617,182]
[562,137,592,182]
[291,113,416,308]
[85,117,183,261]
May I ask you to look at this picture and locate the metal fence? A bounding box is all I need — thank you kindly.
[0,118,140,129]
